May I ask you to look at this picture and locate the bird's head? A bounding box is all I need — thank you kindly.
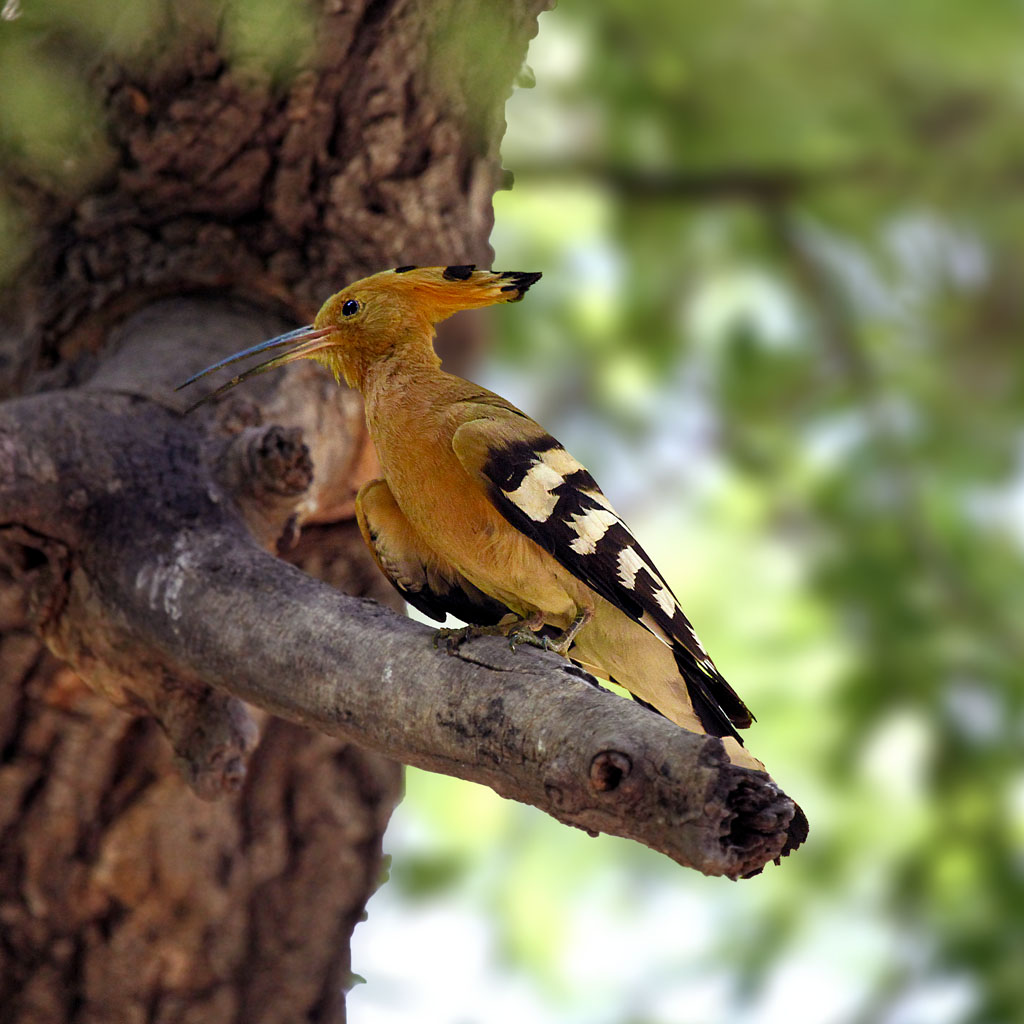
[177,265,541,405]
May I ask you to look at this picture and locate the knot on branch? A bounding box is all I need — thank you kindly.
[154,682,259,800]
[216,424,314,550]
[0,526,71,632]
[245,424,314,496]
[542,740,642,817]
[589,750,632,792]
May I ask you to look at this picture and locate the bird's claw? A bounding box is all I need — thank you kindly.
[433,623,504,655]
[434,625,468,654]
[435,614,567,656]
[508,629,552,653]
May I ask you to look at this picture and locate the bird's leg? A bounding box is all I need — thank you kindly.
[434,613,544,654]
[509,606,594,657]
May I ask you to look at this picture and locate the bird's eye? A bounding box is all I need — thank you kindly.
[341,299,360,317]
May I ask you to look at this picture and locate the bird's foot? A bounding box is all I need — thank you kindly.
[508,629,554,653]
[509,607,594,657]
[433,622,508,654]
[502,612,546,652]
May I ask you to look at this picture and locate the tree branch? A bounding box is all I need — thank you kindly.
[0,298,805,878]
[130,532,804,878]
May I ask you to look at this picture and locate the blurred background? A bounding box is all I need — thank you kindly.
[351,3,1024,1022]
[2,1,1022,1021]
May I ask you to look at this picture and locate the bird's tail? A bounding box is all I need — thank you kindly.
[570,605,764,771]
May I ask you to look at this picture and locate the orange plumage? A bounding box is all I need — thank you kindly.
[178,265,763,771]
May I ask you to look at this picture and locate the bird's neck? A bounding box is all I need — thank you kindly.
[358,332,447,412]
[359,340,489,461]
[345,327,441,392]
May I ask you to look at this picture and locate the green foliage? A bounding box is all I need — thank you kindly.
[221,0,316,86]
[0,24,115,194]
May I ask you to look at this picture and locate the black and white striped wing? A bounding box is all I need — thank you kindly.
[356,478,513,626]
[452,413,752,738]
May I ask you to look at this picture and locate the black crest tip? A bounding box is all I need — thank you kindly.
[498,271,542,300]
[442,264,476,281]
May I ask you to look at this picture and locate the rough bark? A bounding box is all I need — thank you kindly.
[0,1,550,1021]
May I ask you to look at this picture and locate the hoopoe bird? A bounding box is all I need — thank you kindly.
[178,266,762,771]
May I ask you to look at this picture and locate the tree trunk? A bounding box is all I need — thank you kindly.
[0,2,548,1021]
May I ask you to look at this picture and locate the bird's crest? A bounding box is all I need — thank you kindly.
[314,265,541,328]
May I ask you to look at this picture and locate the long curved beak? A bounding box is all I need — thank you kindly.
[176,324,336,411]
